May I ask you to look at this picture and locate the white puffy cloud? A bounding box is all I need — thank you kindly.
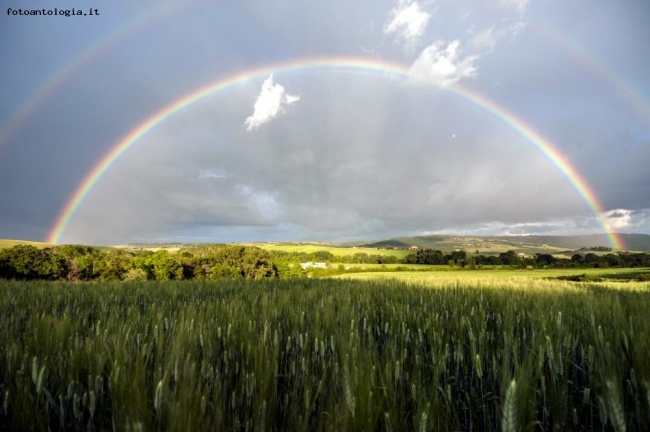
[409,40,478,86]
[384,0,431,48]
[420,209,650,238]
[604,209,650,231]
[244,74,300,131]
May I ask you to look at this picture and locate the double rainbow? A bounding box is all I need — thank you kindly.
[45,57,625,249]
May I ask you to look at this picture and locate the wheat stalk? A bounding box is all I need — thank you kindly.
[35,366,45,395]
[154,380,163,412]
[606,380,626,432]
[501,379,517,432]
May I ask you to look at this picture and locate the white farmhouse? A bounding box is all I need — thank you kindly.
[300,262,328,269]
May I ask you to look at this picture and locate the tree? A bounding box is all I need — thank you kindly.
[0,245,66,280]
[416,249,445,265]
[450,250,467,261]
[309,251,334,263]
[402,254,417,264]
[499,250,520,266]
[535,254,556,266]
[274,260,307,279]
[241,248,276,279]
[210,265,242,279]
[151,251,184,280]
[571,254,584,263]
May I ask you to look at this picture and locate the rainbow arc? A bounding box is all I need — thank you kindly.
[45,57,625,250]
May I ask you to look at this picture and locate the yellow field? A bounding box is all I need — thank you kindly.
[331,263,433,270]
[0,239,51,249]
[113,244,182,252]
[333,266,650,288]
[245,243,412,258]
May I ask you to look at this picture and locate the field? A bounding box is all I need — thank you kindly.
[246,243,413,259]
[333,263,435,270]
[334,267,650,282]
[0,239,51,250]
[1,271,650,431]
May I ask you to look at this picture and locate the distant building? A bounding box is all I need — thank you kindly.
[300,262,327,269]
[409,246,420,251]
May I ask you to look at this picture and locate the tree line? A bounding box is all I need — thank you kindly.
[1,244,649,282]
[410,248,650,268]
[0,245,282,282]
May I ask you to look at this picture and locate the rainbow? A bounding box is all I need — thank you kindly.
[0,0,190,153]
[46,57,625,249]
[530,21,650,129]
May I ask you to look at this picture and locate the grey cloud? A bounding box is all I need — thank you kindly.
[1,0,648,243]
[62,72,607,243]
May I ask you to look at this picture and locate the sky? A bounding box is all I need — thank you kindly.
[1,0,649,245]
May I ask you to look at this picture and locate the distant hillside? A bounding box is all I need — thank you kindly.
[494,234,650,251]
[0,239,52,249]
[0,239,116,252]
[361,239,411,248]
[3,233,648,254]
[356,233,650,252]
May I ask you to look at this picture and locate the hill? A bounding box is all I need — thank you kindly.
[355,233,650,253]
[494,234,650,251]
[0,239,52,249]
[3,233,648,255]
[0,239,116,252]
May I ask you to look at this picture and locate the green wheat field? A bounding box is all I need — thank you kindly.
[1,273,649,431]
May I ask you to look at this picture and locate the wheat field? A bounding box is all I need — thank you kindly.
[1,276,649,431]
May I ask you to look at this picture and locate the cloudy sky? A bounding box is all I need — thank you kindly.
[1,0,649,245]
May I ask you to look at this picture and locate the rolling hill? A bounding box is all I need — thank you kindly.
[356,233,650,252]
[0,239,52,249]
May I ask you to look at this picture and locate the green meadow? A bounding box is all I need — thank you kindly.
[1,269,649,431]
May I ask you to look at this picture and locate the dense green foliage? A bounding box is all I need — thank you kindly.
[1,278,649,431]
[410,248,650,269]
[0,245,284,282]
[2,244,650,282]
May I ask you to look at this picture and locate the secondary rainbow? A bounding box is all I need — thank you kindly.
[0,0,191,153]
[46,57,625,249]
[530,21,650,129]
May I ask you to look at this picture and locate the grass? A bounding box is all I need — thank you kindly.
[1,275,649,430]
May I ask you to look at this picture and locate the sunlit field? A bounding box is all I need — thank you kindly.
[246,244,413,259]
[0,239,51,250]
[334,267,650,283]
[1,276,649,431]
